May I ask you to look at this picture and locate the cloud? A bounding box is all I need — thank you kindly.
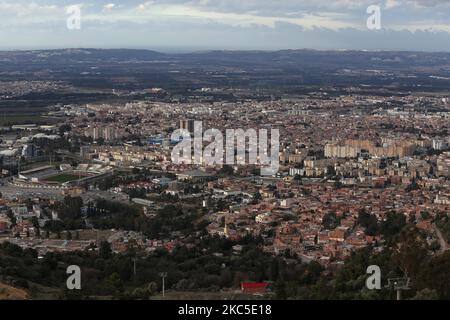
[0,2,58,17]
[385,0,402,9]
[128,3,357,29]
[0,0,450,50]
[406,0,450,8]
[103,3,116,10]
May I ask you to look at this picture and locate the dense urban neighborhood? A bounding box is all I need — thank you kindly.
[0,49,449,300]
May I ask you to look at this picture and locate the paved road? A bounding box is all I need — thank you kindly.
[434,224,449,254]
[0,184,63,199]
[0,183,128,203]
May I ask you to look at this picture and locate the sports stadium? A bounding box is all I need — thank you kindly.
[15,164,113,188]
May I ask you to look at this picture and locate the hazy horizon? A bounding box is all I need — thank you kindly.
[4,47,450,54]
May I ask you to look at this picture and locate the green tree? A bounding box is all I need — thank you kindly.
[380,212,406,241]
[99,241,112,259]
[322,212,339,230]
[358,211,379,236]
[392,226,428,280]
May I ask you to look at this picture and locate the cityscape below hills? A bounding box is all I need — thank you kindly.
[0,46,449,302]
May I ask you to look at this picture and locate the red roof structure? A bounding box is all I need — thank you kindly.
[241,282,269,294]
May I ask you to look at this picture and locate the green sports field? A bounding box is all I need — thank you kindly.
[45,174,81,183]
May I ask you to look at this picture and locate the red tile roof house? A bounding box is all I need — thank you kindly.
[241,282,270,295]
[0,220,9,233]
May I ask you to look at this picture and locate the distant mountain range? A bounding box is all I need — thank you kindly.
[1,48,450,93]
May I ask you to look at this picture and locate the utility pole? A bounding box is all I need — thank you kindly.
[133,257,137,283]
[159,272,168,298]
[388,277,411,300]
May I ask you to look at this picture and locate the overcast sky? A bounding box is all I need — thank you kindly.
[2,0,450,51]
